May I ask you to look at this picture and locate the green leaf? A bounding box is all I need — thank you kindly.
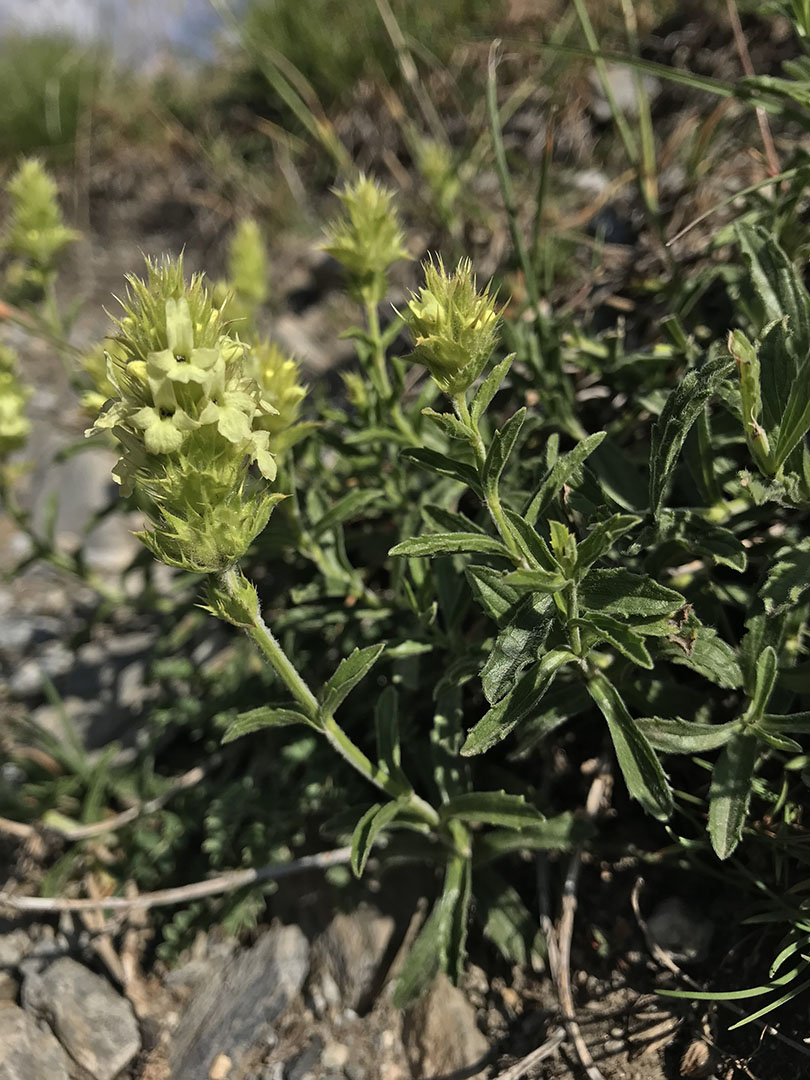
[344,425,413,446]
[375,686,409,787]
[462,649,576,756]
[575,514,641,574]
[309,489,382,540]
[736,224,810,354]
[401,447,480,491]
[483,408,526,494]
[321,644,386,717]
[747,646,778,721]
[423,504,486,535]
[581,569,686,619]
[465,565,520,624]
[524,431,607,525]
[421,407,474,443]
[760,712,810,733]
[474,812,591,865]
[649,354,733,517]
[472,353,514,424]
[587,673,673,820]
[757,317,796,447]
[661,621,743,690]
[502,568,567,594]
[439,790,543,829]
[574,613,653,669]
[503,509,557,568]
[480,594,555,703]
[350,800,402,877]
[708,731,758,860]
[476,871,542,966]
[635,716,738,753]
[389,533,511,559]
[392,893,449,1006]
[759,537,810,615]
[221,706,317,743]
[773,367,810,468]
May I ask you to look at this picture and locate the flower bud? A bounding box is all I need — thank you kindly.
[3,158,78,295]
[0,346,30,458]
[213,217,270,328]
[403,257,499,397]
[89,257,285,573]
[322,175,409,305]
[245,340,309,453]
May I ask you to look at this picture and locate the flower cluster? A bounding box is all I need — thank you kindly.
[213,217,269,329]
[91,257,284,573]
[322,175,409,305]
[0,345,30,458]
[3,158,78,295]
[403,257,499,397]
[245,340,309,454]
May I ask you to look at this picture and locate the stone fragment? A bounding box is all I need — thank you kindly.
[170,924,309,1080]
[0,931,31,970]
[402,974,489,1080]
[22,956,141,1080]
[0,1004,70,1080]
[310,905,394,1014]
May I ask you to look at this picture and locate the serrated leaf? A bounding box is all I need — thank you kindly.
[351,800,402,877]
[389,533,511,559]
[575,514,641,573]
[440,790,543,829]
[321,643,386,717]
[587,673,673,820]
[481,595,555,703]
[483,408,526,495]
[462,649,576,756]
[581,569,686,619]
[709,731,758,859]
[649,355,733,517]
[503,568,567,593]
[635,716,738,753]
[574,613,653,669]
[401,447,481,491]
[472,353,514,424]
[422,505,485,537]
[524,431,607,525]
[221,706,316,743]
[465,565,521,624]
[309,488,383,540]
[759,537,810,615]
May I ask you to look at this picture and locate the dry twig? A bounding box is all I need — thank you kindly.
[493,1026,566,1080]
[540,759,613,1080]
[0,846,353,916]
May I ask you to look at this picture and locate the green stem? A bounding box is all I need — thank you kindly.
[567,581,583,657]
[453,394,525,566]
[364,296,418,443]
[220,567,440,828]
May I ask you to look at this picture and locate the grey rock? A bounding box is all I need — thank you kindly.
[8,641,72,698]
[0,971,19,1000]
[310,905,394,1014]
[170,924,310,1080]
[284,1036,323,1080]
[0,931,32,970]
[402,974,489,1080]
[0,1004,70,1080]
[589,63,660,123]
[22,956,141,1080]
